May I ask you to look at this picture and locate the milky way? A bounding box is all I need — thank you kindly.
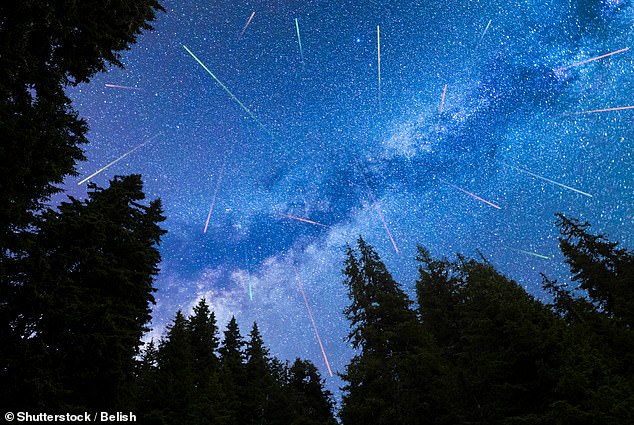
[64,0,633,401]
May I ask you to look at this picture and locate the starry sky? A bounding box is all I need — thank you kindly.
[63,0,632,401]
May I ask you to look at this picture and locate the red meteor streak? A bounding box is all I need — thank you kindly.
[203,160,226,234]
[292,265,333,377]
[238,11,255,40]
[279,212,330,228]
[439,178,501,210]
[554,47,629,72]
[353,158,399,253]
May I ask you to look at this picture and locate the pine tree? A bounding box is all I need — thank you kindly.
[0,0,164,411]
[541,215,634,423]
[136,340,163,423]
[287,358,337,425]
[243,323,274,424]
[218,316,246,425]
[554,213,634,326]
[415,246,461,348]
[0,0,164,242]
[186,298,221,425]
[155,311,196,425]
[340,238,432,425]
[1,175,165,411]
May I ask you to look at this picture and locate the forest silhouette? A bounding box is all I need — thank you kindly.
[1,1,633,424]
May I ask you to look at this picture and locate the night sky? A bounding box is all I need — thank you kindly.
[63,0,632,400]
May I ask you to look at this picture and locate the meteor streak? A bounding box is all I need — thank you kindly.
[353,158,399,253]
[105,84,142,90]
[238,11,255,40]
[509,248,550,260]
[203,160,226,234]
[78,133,162,185]
[554,47,629,72]
[279,213,330,228]
[439,84,447,113]
[292,264,333,377]
[182,45,274,139]
[480,19,492,42]
[439,178,502,210]
[563,105,634,116]
[295,18,304,62]
[500,162,593,197]
[377,25,381,112]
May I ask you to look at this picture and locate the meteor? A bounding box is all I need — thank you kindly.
[563,105,634,116]
[500,162,593,197]
[479,19,492,42]
[105,84,142,90]
[554,47,629,72]
[377,25,381,112]
[78,133,162,185]
[238,11,255,40]
[279,212,330,228]
[203,160,226,234]
[353,158,399,253]
[439,178,502,210]
[439,84,447,113]
[509,247,549,260]
[295,18,304,62]
[182,45,274,139]
[292,264,333,377]
[247,272,253,301]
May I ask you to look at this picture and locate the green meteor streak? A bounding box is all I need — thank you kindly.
[247,272,253,301]
[510,248,550,260]
[295,18,304,62]
[182,45,274,139]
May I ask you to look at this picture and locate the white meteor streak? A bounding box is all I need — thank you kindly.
[105,84,142,90]
[439,84,447,113]
[78,133,162,185]
[203,160,226,234]
[500,162,593,198]
[479,19,492,43]
[377,25,381,112]
[563,105,634,116]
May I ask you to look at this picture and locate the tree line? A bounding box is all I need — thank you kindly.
[138,301,336,425]
[2,1,633,423]
[339,215,634,424]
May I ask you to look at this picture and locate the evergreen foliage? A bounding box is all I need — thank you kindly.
[1,175,165,412]
[340,221,634,425]
[288,358,338,425]
[0,0,165,414]
[140,307,336,425]
[340,237,440,425]
[0,0,164,241]
[0,0,339,422]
